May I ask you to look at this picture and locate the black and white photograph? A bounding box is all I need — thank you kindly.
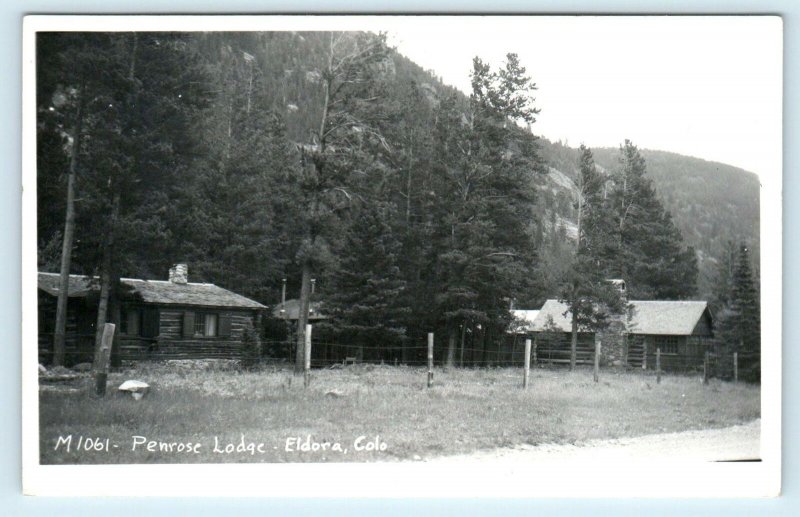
[21,15,782,497]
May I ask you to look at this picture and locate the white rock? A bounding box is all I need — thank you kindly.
[119,380,149,392]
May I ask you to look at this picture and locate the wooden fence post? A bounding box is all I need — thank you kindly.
[94,323,115,397]
[656,347,661,384]
[733,352,738,383]
[642,341,647,370]
[703,351,709,385]
[427,333,434,388]
[304,324,312,388]
[593,340,601,383]
[523,338,531,389]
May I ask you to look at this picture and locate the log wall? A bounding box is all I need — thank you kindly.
[38,292,261,364]
[643,335,709,373]
[142,307,257,360]
[533,332,596,365]
[38,295,96,366]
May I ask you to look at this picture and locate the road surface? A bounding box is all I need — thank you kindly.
[427,419,760,464]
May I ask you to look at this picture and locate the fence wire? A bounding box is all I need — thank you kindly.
[255,337,759,382]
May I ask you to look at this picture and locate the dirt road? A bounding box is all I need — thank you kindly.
[428,419,760,464]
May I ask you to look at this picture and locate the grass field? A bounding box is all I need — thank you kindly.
[38,363,760,464]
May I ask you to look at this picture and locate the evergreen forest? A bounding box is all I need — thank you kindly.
[36,31,760,369]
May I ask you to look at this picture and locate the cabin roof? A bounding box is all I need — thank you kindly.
[509,309,540,333]
[530,299,711,336]
[38,272,266,310]
[626,300,711,336]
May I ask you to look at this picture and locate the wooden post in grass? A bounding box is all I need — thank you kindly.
[304,324,312,388]
[523,338,531,389]
[656,347,661,384]
[94,323,115,397]
[427,332,434,388]
[593,340,600,383]
[733,352,738,383]
[703,351,710,385]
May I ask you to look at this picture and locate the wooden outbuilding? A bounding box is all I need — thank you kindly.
[528,299,714,371]
[38,264,265,365]
[625,300,714,370]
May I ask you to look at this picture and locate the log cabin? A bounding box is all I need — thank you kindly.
[527,298,714,372]
[38,264,265,365]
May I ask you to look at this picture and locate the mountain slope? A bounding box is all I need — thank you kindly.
[536,138,760,299]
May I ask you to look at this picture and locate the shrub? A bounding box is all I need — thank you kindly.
[239,328,262,371]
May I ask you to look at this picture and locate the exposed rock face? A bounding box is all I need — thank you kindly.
[419,82,439,108]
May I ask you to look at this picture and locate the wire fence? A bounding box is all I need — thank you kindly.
[256,334,760,384]
[261,338,523,368]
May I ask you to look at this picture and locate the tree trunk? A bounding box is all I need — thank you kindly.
[52,88,84,366]
[405,142,414,224]
[459,321,466,367]
[110,288,122,368]
[481,326,488,366]
[93,34,136,371]
[94,192,120,370]
[576,184,583,249]
[295,261,312,374]
[570,311,578,371]
[445,325,456,371]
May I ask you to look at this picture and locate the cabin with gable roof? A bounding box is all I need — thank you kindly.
[37,264,265,365]
[526,297,714,372]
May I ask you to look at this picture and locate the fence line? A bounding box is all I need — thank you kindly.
[254,334,759,383]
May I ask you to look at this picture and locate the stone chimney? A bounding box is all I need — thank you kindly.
[607,278,628,302]
[169,263,188,284]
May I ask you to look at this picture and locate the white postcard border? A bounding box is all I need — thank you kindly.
[21,14,783,498]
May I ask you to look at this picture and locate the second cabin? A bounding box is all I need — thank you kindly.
[528,298,714,372]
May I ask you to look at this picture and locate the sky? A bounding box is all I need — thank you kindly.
[386,16,782,178]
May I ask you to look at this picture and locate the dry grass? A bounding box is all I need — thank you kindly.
[38,364,760,464]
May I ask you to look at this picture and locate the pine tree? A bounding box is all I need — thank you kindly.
[709,240,737,314]
[290,32,394,373]
[430,54,543,368]
[560,145,627,370]
[36,33,212,367]
[717,243,760,381]
[608,140,698,299]
[381,80,438,361]
[325,202,408,361]
[37,33,91,365]
[173,38,298,303]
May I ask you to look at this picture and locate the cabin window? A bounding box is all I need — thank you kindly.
[182,311,231,338]
[194,313,218,337]
[121,308,142,336]
[655,336,679,355]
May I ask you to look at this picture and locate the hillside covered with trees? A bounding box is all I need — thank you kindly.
[36,31,760,368]
[536,139,760,301]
